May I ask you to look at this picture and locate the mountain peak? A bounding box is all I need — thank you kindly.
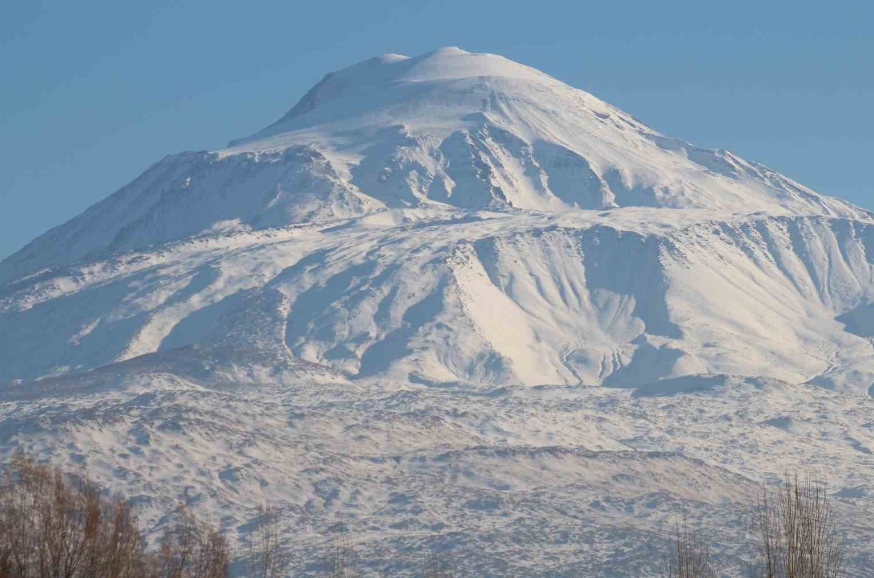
[253,48,554,137]
[1,48,869,286]
[4,48,874,578]
[397,46,546,83]
[426,46,470,55]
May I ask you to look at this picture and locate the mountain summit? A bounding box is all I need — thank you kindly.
[2,49,868,283]
[2,48,874,389]
[2,49,874,575]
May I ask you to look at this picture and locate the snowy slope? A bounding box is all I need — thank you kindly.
[2,47,868,281]
[4,209,874,394]
[2,48,874,575]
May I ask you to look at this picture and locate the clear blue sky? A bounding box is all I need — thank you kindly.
[2,0,872,260]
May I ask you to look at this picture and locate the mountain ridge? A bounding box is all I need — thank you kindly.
[3,48,869,285]
[2,48,874,575]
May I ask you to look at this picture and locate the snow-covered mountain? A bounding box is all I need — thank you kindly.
[2,48,874,576]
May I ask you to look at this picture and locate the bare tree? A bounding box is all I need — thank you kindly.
[0,454,237,578]
[748,471,845,578]
[0,453,154,578]
[663,512,719,578]
[246,505,291,578]
[100,500,154,578]
[326,535,357,578]
[157,506,229,578]
[422,551,457,578]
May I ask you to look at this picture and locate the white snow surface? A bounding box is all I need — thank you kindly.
[2,48,874,575]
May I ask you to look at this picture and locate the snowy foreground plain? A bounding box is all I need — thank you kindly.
[2,48,874,576]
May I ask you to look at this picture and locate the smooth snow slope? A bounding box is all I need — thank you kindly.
[1,48,874,576]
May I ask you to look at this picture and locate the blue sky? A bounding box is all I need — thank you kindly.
[1,0,872,260]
